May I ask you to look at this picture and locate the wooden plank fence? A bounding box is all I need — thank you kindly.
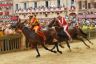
[0,34,22,53]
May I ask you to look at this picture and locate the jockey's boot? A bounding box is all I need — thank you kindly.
[69,37,73,43]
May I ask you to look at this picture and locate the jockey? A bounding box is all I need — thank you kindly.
[57,12,72,42]
[29,14,46,42]
[69,15,80,28]
[29,14,40,32]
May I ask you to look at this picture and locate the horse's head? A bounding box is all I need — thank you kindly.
[48,18,60,28]
[47,18,63,35]
[11,19,27,30]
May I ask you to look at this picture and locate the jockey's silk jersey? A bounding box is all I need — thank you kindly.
[58,16,67,26]
[31,17,39,25]
[33,26,41,31]
[30,17,41,32]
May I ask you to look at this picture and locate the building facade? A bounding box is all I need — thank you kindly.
[13,0,78,19]
[77,0,96,19]
[0,0,13,22]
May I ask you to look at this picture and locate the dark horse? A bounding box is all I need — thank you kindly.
[11,20,57,58]
[48,18,93,52]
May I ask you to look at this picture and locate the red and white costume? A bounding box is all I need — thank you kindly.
[57,16,72,41]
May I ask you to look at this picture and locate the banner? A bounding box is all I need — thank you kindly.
[10,16,18,21]
[0,12,3,15]
[0,4,13,6]
[4,11,9,15]
[0,16,18,21]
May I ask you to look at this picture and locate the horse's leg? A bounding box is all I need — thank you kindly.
[50,43,56,51]
[50,42,63,53]
[55,42,62,54]
[78,36,90,48]
[26,39,29,48]
[34,44,40,58]
[40,42,57,53]
[79,28,93,45]
[59,43,64,48]
[65,39,71,51]
[84,38,93,45]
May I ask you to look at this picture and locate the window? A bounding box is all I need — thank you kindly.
[85,0,87,9]
[71,0,74,5]
[45,13,48,17]
[34,2,37,8]
[45,1,48,8]
[24,2,27,9]
[16,4,18,10]
[57,0,60,7]
[88,3,91,9]
[78,1,82,9]
[94,2,96,8]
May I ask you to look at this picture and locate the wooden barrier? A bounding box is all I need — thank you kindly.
[83,29,96,38]
[0,34,22,52]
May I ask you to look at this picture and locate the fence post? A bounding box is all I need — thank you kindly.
[88,27,90,38]
[21,33,26,49]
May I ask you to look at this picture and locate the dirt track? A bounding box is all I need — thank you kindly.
[0,39,96,64]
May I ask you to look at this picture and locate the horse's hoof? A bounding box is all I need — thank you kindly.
[86,46,90,48]
[59,45,65,48]
[58,51,62,54]
[88,46,90,48]
[52,50,57,53]
[36,55,40,58]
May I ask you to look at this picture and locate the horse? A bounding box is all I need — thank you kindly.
[28,19,64,54]
[24,19,64,54]
[11,20,57,58]
[48,18,93,51]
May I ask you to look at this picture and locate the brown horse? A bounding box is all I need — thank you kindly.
[11,20,57,58]
[30,21,63,54]
[48,18,93,52]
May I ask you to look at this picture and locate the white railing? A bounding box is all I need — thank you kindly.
[15,7,65,14]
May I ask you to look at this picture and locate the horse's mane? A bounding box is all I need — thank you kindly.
[23,27,32,33]
[48,18,60,28]
[48,18,55,27]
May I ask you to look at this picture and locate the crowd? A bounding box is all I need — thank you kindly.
[79,19,96,30]
[0,22,16,36]
[0,12,96,39]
